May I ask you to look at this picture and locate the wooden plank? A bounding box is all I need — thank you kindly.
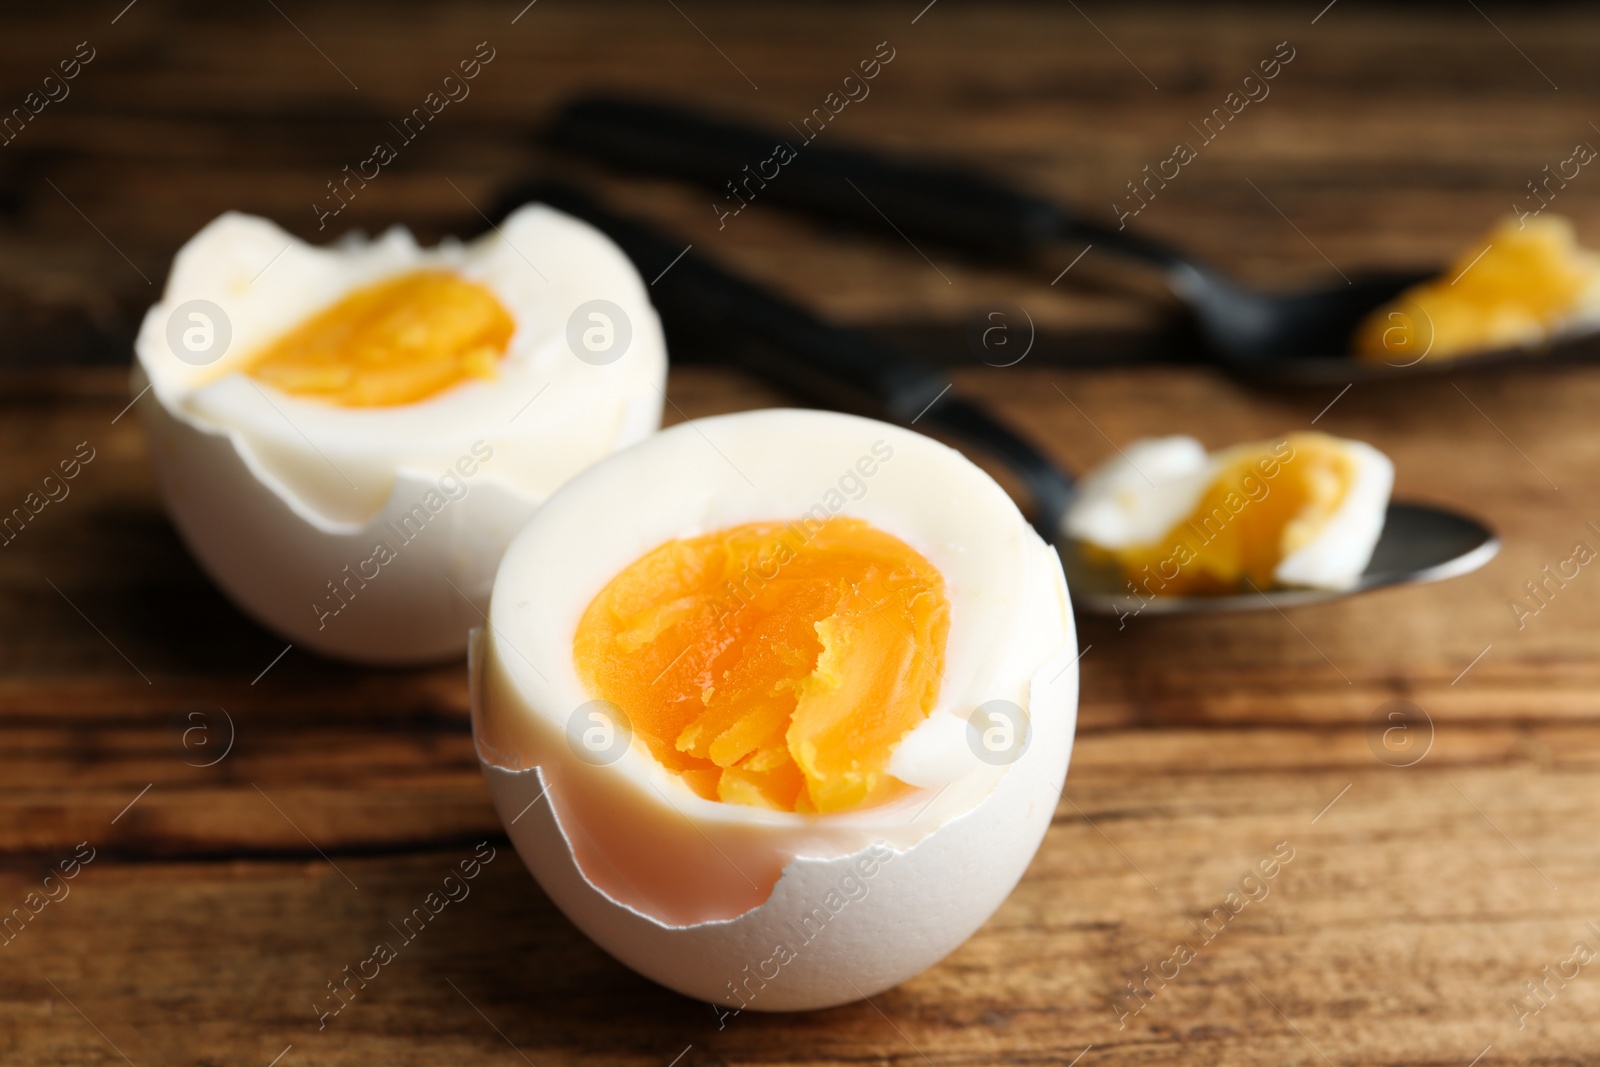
[4,360,1600,1065]
[3,750,1598,1065]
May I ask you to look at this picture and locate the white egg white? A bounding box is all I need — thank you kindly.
[1275,439,1393,589]
[474,409,1079,1010]
[133,206,666,663]
[1062,436,1210,548]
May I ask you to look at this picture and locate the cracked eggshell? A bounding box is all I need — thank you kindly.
[137,382,545,663]
[132,206,665,664]
[471,409,1078,1009]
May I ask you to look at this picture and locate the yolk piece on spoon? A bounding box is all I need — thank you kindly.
[1097,434,1357,594]
[245,270,515,406]
[1353,215,1600,363]
[573,517,950,814]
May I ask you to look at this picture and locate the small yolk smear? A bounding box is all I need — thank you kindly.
[1097,433,1356,594]
[1354,215,1600,363]
[573,518,950,814]
[244,270,514,406]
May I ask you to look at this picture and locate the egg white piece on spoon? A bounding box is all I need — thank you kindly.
[1064,432,1393,594]
[134,207,665,663]
[473,409,1079,1010]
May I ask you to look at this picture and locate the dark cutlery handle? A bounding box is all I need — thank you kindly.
[530,182,947,422]
[547,97,1179,268]
[512,180,1075,532]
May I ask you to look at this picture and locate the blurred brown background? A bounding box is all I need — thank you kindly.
[5,4,1600,1067]
[3,1,1597,366]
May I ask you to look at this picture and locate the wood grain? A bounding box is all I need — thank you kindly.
[6,360,1600,1066]
[4,3,1600,1065]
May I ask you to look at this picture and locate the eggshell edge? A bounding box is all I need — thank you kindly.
[473,590,1078,1011]
[135,368,568,663]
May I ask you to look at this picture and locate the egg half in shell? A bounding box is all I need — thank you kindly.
[134,206,666,663]
[472,408,1079,1010]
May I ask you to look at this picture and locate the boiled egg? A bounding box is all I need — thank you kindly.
[1354,215,1600,363]
[1064,432,1392,593]
[133,206,665,663]
[472,408,1079,1010]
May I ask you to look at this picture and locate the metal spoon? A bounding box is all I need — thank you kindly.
[504,181,1499,615]
[545,98,1464,381]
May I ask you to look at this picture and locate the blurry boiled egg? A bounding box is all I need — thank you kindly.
[1064,432,1392,594]
[1354,215,1600,364]
[133,207,665,663]
[472,409,1079,1010]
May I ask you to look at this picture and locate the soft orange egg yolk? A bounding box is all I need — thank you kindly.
[245,270,514,406]
[573,517,951,814]
[1098,433,1357,594]
[1354,215,1600,363]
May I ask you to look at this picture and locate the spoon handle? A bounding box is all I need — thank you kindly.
[511,180,1075,535]
[546,97,1184,270]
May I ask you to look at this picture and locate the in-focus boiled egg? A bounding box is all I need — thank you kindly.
[472,408,1079,1010]
[134,206,665,663]
[1064,431,1393,594]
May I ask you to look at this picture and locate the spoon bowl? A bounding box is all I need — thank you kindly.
[1057,501,1500,616]
[919,397,1502,616]
[1176,264,1429,379]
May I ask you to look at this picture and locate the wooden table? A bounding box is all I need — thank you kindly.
[4,4,1600,1065]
